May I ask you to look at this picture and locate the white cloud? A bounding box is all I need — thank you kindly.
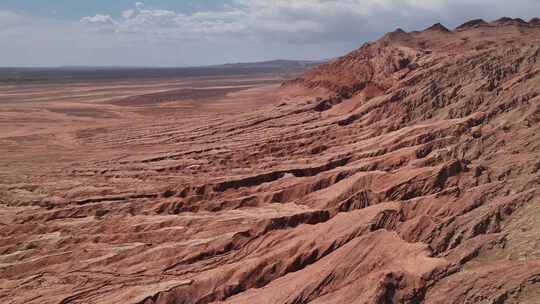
[135,2,145,10]
[122,9,135,19]
[0,10,27,30]
[80,14,116,26]
[80,14,117,34]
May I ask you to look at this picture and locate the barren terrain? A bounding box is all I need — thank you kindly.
[1,18,540,304]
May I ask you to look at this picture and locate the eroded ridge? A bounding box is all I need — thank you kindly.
[1,18,540,304]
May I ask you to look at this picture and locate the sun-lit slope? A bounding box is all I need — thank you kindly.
[2,18,540,303]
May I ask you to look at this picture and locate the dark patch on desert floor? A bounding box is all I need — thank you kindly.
[46,107,118,118]
[109,87,252,106]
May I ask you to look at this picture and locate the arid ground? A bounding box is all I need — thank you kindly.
[2,18,540,304]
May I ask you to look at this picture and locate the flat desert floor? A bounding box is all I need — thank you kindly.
[0,73,282,183]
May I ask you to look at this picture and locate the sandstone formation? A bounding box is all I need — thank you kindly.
[1,18,540,303]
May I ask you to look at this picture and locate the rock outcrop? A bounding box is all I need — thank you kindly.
[2,18,540,303]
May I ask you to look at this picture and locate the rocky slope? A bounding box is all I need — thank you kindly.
[1,18,540,303]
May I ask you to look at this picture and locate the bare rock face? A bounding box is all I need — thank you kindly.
[531,17,540,26]
[493,17,529,26]
[456,18,489,30]
[2,18,540,303]
[425,23,451,33]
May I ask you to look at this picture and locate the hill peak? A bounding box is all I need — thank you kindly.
[456,18,488,30]
[425,23,451,33]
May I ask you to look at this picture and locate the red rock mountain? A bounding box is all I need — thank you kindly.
[2,18,540,303]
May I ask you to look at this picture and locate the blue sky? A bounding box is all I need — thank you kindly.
[0,0,230,19]
[1,1,539,67]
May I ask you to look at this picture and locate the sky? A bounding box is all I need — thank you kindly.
[1,0,540,67]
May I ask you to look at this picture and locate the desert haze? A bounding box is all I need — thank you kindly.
[1,18,540,303]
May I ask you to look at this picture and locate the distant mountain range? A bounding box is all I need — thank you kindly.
[0,59,326,84]
[0,59,326,71]
[213,59,325,70]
